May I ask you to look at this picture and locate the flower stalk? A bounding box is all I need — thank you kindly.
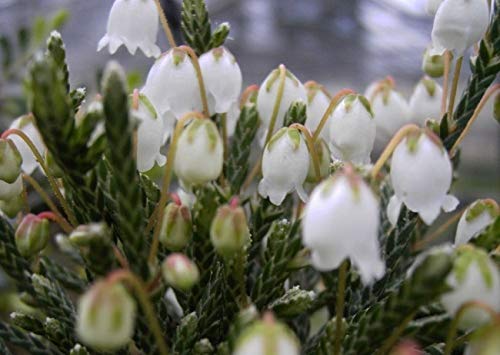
[334,260,348,355]
[441,50,452,117]
[289,123,321,182]
[153,0,177,48]
[447,56,463,126]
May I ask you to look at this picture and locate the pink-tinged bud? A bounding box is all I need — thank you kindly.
[162,253,200,291]
[0,139,22,183]
[15,214,50,258]
[160,199,192,251]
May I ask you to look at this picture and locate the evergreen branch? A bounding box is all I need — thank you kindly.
[283,100,307,127]
[181,0,212,55]
[173,312,199,354]
[39,256,87,293]
[0,322,64,355]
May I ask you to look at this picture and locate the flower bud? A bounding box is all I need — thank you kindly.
[210,199,250,257]
[0,175,23,201]
[430,0,489,56]
[304,81,331,141]
[69,222,109,246]
[98,0,160,58]
[302,167,385,284]
[160,198,192,251]
[409,77,443,126]
[77,280,136,351]
[455,199,499,246]
[258,127,310,205]
[200,47,242,114]
[162,253,200,291]
[15,214,50,258]
[465,321,500,355]
[422,47,446,78]
[388,129,458,225]
[9,115,46,175]
[234,313,300,355]
[0,139,22,183]
[328,94,375,164]
[142,48,203,120]
[173,118,224,187]
[441,246,500,330]
[257,67,307,143]
[306,138,331,183]
[0,193,24,218]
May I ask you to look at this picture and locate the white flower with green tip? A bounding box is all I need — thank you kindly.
[304,82,331,141]
[409,77,443,126]
[371,88,411,145]
[455,199,498,246]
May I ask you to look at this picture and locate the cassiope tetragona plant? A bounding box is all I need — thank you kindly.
[0,0,499,354]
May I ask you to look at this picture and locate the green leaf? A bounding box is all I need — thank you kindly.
[269,286,315,318]
[210,22,230,49]
[50,10,70,30]
[173,312,199,353]
[181,0,213,55]
[283,100,307,127]
[0,322,63,355]
[39,256,87,293]
[32,17,48,46]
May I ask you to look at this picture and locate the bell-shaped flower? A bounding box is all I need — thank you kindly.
[15,213,50,258]
[328,94,376,164]
[304,81,331,141]
[306,138,331,183]
[430,0,490,56]
[302,167,385,284]
[9,115,45,175]
[258,127,310,205]
[441,246,500,330]
[425,0,444,15]
[0,175,23,201]
[388,130,458,226]
[98,0,161,58]
[200,47,242,114]
[409,77,443,126]
[455,199,498,246]
[257,67,307,144]
[132,94,167,172]
[174,118,223,187]
[77,280,136,351]
[422,47,446,78]
[142,48,203,120]
[0,138,22,184]
[159,197,192,251]
[162,253,200,292]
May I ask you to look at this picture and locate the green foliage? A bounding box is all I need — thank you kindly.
[283,100,308,127]
[0,322,63,355]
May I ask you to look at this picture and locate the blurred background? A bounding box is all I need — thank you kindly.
[0,0,498,203]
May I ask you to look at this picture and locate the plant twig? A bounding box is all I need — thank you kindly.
[153,0,177,48]
[178,46,210,117]
[334,260,348,355]
[290,123,321,182]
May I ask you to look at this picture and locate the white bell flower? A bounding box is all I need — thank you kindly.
[98,0,161,58]
[304,82,331,141]
[257,67,307,144]
[200,47,242,114]
[132,94,166,172]
[142,48,203,120]
[302,168,385,284]
[258,127,310,205]
[425,0,444,15]
[0,175,23,201]
[328,94,376,165]
[455,199,498,246]
[430,0,490,56]
[388,130,459,226]
[9,115,46,175]
[174,118,223,187]
[441,246,500,330]
[409,77,443,126]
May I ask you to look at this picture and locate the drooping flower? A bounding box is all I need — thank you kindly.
[98,0,161,58]
[409,77,443,126]
[302,167,385,284]
[388,129,458,225]
[328,94,376,164]
[257,67,307,144]
[15,214,50,258]
[161,253,200,292]
[422,47,446,78]
[430,0,490,56]
[77,280,136,351]
[142,48,203,120]
[174,118,223,187]
[200,47,242,114]
[0,175,23,201]
[9,115,46,175]
[0,139,22,184]
[159,196,192,251]
[455,199,498,246]
[304,81,331,141]
[258,127,310,205]
[441,245,500,330]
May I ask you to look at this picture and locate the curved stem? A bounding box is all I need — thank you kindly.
[153,0,177,48]
[148,112,204,265]
[2,129,78,227]
[108,270,169,355]
[220,113,228,160]
[241,159,261,193]
[447,56,463,125]
[264,64,287,145]
[412,208,465,251]
[371,124,421,180]
[239,84,259,108]
[444,301,499,355]
[441,50,452,117]
[290,123,321,182]
[312,88,355,142]
[368,76,395,102]
[334,260,348,355]
[178,46,209,117]
[376,311,417,355]
[450,83,500,156]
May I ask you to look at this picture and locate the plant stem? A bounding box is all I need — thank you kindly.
[447,56,463,126]
[441,50,452,117]
[450,83,500,156]
[235,251,249,308]
[334,260,348,355]
[239,84,259,108]
[312,88,355,142]
[153,0,177,48]
[264,64,287,145]
[220,113,228,160]
[443,301,499,355]
[179,46,210,117]
[148,112,204,265]
[412,208,465,251]
[290,123,322,182]
[1,128,78,227]
[375,311,417,355]
[371,124,421,180]
[368,76,395,102]
[108,270,169,355]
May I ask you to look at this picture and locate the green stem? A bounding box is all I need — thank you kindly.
[264,64,288,145]
[334,260,348,355]
[447,56,463,127]
[221,113,228,160]
[289,123,322,182]
[441,50,452,117]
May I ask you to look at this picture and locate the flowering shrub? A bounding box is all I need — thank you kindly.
[0,0,499,354]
